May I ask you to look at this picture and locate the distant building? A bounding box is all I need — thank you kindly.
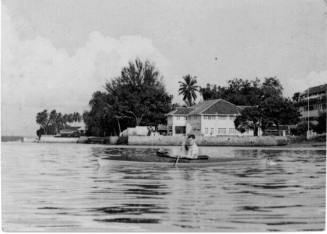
[57,121,86,137]
[296,84,326,121]
[120,126,150,137]
[167,99,261,136]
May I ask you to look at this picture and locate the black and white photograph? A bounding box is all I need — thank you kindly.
[1,0,326,232]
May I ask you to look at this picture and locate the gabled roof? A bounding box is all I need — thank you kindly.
[188,99,219,115]
[168,99,244,116]
[167,107,193,116]
[201,99,241,115]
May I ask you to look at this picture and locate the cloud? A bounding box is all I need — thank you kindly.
[283,70,327,97]
[2,6,169,136]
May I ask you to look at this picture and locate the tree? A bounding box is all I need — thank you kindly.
[84,58,173,136]
[260,97,300,130]
[36,128,44,140]
[235,97,300,136]
[36,109,82,135]
[198,77,299,136]
[314,112,326,134]
[291,121,316,136]
[178,74,200,106]
[36,110,50,134]
[72,112,81,122]
[83,91,115,136]
[105,58,172,126]
[261,77,283,99]
[200,77,283,106]
[200,83,226,101]
[292,92,301,103]
[234,107,261,136]
[200,78,263,105]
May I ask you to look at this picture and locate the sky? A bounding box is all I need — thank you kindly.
[2,0,327,136]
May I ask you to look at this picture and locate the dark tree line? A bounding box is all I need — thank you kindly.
[36,110,81,135]
[83,58,173,136]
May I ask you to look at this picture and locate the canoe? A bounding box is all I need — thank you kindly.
[98,151,258,167]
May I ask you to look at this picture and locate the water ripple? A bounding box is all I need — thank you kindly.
[2,143,325,231]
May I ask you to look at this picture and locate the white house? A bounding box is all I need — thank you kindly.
[167,99,261,136]
[166,107,193,135]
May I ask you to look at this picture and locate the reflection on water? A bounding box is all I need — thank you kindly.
[2,143,326,231]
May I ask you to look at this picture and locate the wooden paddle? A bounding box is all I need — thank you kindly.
[174,155,181,167]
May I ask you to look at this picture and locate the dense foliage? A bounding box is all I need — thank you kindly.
[314,112,326,134]
[234,107,261,136]
[200,77,300,135]
[36,110,81,135]
[200,77,283,105]
[83,59,173,136]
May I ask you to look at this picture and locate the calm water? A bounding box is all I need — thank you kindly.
[2,142,326,231]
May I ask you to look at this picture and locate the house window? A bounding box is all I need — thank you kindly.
[229,128,236,134]
[175,126,186,134]
[218,115,227,120]
[210,128,214,135]
[205,128,208,134]
[177,116,180,120]
[218,128,226,134]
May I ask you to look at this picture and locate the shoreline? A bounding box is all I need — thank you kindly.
[2,135,325,150]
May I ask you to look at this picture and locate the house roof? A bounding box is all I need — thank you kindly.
[167,107,193,115]
[201,99,241,115]
[168,99,243,116]
[188,99,219,115]
[66,121,86,131]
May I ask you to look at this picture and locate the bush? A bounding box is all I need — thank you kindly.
[291,122,316,136]
[117,136,128,145]
[314,112,326,134]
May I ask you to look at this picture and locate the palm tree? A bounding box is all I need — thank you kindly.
[178,74,200,106]
[72,112,81,122]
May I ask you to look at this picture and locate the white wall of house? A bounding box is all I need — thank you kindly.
[167,115,187,135]
[186,115,201,135]
[169,114,261,136]
[186,114,257,136]
[201,114,236,136]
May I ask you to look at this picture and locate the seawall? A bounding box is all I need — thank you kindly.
[38,136,79,143]
[30,135,288,146]
[128,135,288,146]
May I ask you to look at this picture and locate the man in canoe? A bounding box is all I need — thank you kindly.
[181,134,199,159]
